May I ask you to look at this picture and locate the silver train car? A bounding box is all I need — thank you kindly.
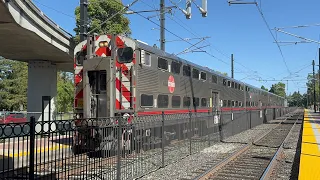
[72,34,286,156]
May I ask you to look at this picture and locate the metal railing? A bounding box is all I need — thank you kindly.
[0,107,296,180]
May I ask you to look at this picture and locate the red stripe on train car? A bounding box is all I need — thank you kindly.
[75,89,83,99]
[116,99,125,110]
[136,106,285,116]
[137,109,211,115]
[115,78,131,102]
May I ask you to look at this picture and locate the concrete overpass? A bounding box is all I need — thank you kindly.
[0,0,75,122]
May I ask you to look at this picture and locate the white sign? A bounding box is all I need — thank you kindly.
[214,115,219,124]
[260,110,262,118]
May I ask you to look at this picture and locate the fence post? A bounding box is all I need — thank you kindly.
[29,116,36,180]
[116,118,122,180]
[249,110,252,129]
[189,110,192,155]
[161,111,165,168]
[219,111,223,142]
[208,110,211,147]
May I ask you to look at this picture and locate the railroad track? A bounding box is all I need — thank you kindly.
[182,109,303,180]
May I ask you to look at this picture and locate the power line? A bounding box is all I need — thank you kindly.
[274,29,320,45]
[139,0,263,79]
[33,0,78,21]
[130,0,231,66]
[274,23,320,30]
[255,4,291,74]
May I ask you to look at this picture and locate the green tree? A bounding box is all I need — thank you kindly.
[306,73,320,106]
[215,71,228,76]
[269,82,286,97]
[74,0,131,43]
[56,71,74,113]
[261,85,268,91]
[0,59,27,111]
[288,91,305,107]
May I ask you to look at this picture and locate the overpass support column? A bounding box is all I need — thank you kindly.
[27,61,57,125]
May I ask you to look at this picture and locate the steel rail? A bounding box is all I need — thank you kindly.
[195,110,300,180]
[259,113,303,180]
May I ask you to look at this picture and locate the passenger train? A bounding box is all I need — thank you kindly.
[72,34,286,156]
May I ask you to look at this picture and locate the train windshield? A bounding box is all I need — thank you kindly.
[117,47,133,63]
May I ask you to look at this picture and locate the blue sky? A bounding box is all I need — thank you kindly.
[33,0,320,95]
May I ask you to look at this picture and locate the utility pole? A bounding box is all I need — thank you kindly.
[160,0,165,51]
[80,0,88,41]
[318,48,320,109]
[313,60,316,112]
[231,54,234,78]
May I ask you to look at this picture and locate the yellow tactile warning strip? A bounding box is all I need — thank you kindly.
[299,109,320,180]
[1,144,70,158]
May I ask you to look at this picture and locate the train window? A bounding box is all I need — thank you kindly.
[201,98,207,107]
[223,100,227,107]
[235,83,238,89]
[158,57,168,71]
[193,97,200,107]
[228,81,231,87]
[141,94,153,107]
[99,72,106,91]
[171,61,181,74]
[172,96,181,108]
[192,69,199,79]
[183,65,191,77]
[200,72,207,81]
[231,82,235,88]
[75,48,87,65]
[235,101,238,107]
[231,100,235,107]
[158,94,169,108]
[223,79,227,86]
[143,52,151,66]
[212,75,218,84]
[228,100,231,107]
[238,84,241,90]
[183,97,191,107]
[239,101,242,107]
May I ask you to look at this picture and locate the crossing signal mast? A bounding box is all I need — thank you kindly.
[160,0,207,51]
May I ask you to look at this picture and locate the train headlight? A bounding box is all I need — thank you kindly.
[99,41,108,47]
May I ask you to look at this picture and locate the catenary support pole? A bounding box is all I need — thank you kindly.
[313,60,316,112]
[160,0,165,51]
[231,54,234,78]
[80,0,88,41]
[318,48,320,110]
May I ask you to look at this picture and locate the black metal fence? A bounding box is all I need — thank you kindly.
[0,107,296,180]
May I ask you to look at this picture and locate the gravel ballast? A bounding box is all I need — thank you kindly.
[269,123,302,180]
[139,142,245,180]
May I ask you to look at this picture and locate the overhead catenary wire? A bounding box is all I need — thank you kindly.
[161,0,279,82]
[139,0,263,78]
[255,3,291,75]
[274,23,320,30]
[138,0,291,89]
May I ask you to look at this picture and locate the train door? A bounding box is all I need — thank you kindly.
[211,91,220,112]
[211,91,220,125]
[87,70,107,118]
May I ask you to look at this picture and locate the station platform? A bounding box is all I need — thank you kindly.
[299,109,320,179]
